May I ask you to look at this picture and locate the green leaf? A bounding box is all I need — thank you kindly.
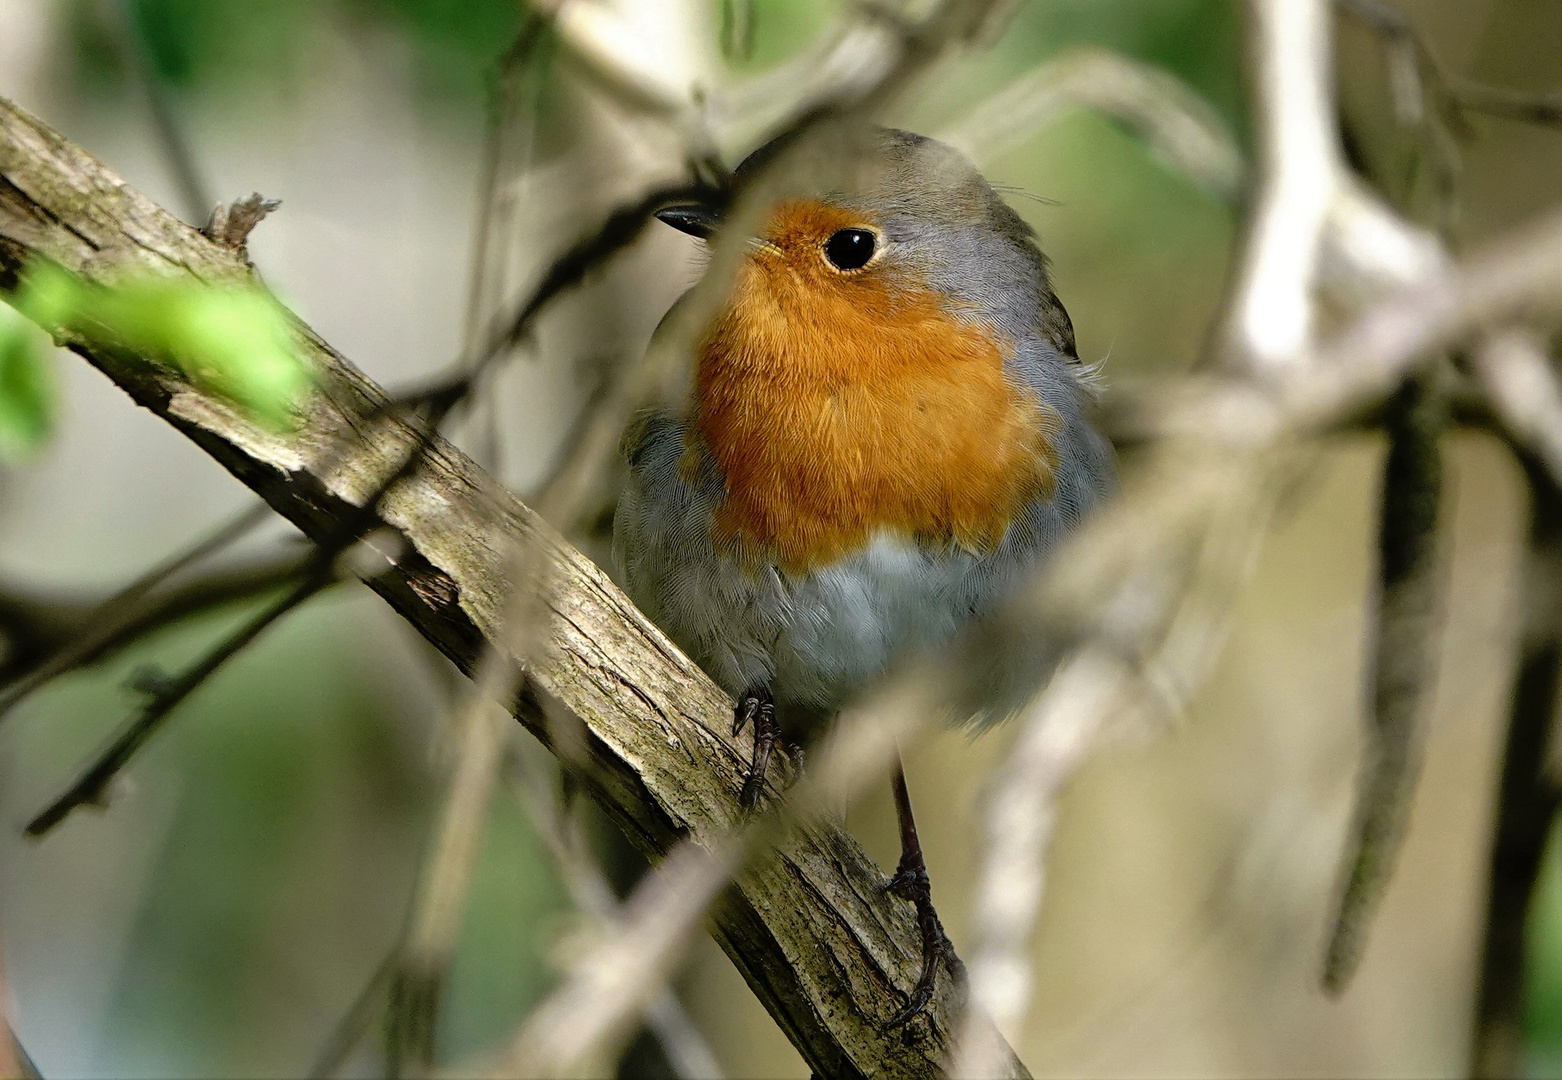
[14,260,86,333]
[91,280,314,430]
[13,263,313,431]
[0,302,57,460]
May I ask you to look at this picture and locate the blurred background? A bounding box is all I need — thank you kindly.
[0,0,1559,1075]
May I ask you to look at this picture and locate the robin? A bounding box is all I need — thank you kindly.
[614,125,1115,1024]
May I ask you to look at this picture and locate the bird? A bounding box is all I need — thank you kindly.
[613,123,1115,1026]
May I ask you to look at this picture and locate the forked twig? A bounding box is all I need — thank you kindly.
[24,569,333,835]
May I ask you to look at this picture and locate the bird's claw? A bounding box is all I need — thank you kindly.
[734,687,778,809]
[885,863,924,902]
[734,687,777,740]
[884,855,962,1028]
[884,935,953,1029]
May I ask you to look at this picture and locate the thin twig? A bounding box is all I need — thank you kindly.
[0,550,312,692]
[1470,446,1562,1078]
[379,24,557,1071]
[1322,373,1446,991]
[954,449,1288,1077]
[387,700,514,1076]
[938,47,1244,201]
[310,952,397,1079]
[24,569,332,835]
[1339,0,1562,131]
[1455,83,1562,128]
[495,834,746,1078]
[501,742,724,1079]
[953,650,1132,1080]
[0,502,274,718]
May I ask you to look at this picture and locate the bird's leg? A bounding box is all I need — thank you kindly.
[885,757,962,1028]
[733,685,778,808]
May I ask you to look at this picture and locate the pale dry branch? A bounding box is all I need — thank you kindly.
[643,990,724,1080]
[500,740,723,1079]
[1319,178,1446,298]
[1474,330,1562,490]
[496,832,745,1078]
[0,94,1016,1079]
[1105,209,1562,447]
[953,449,1290,1078]
[953,649,1133,1080]
[938,47,1244,201]
[1226,0,1341,377]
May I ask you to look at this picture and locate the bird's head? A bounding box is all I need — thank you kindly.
[655,125,1073,362]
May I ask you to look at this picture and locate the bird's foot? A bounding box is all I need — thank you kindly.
[733,686,778,809]
[884,851,963,1028]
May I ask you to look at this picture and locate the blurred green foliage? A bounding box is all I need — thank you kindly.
[12,263,312,431]
[11,591,569,1074]
[68,0,525,104]
[0,303,55,460]
[67,0,1246,135]
[1017,0,1246,135]
[732,0,1246,136]
[1527,822,1562,1074]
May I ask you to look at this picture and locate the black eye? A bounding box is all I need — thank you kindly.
[823,228,876,271]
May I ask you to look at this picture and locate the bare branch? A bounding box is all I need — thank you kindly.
[952,445,1289,1077]
[1104,209,1562,447]
[1474,331,1562,490]
[939,47,1244,201]
[25,570,332,835]
[1322,374,1446,991]
[497,832,745,1078]
[0,547,310,699]
[1470,447,1562,1078]
[1226,0,1341,377]
[500,742,723,1079]
[953,649,1132,1080]
[0,503,275,716]
[1455,83,1562,128]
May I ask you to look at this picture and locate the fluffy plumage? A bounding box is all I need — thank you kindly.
[614,127,1114,730]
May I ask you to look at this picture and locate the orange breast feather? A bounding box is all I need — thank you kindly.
[690,201,1057,572]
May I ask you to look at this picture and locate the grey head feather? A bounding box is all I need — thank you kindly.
[734,124,1077,360]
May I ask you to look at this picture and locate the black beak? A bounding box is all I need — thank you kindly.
[655,203,722,240]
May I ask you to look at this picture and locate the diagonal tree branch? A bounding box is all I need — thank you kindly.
[0,95,1025,1079]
